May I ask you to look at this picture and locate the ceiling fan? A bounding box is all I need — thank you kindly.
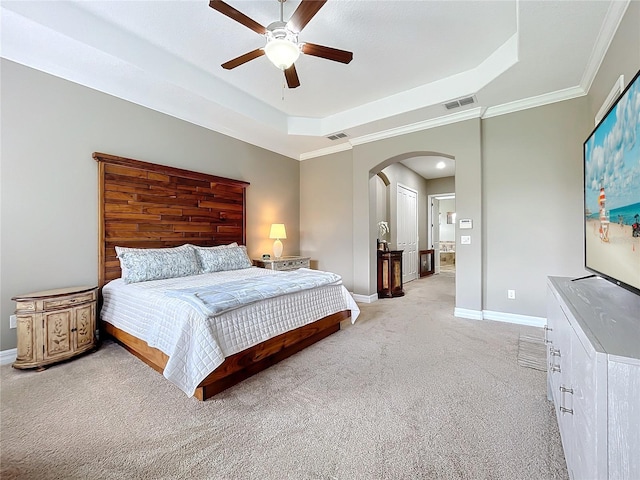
[209,0,353,89]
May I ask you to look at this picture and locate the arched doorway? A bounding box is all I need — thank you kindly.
[370,151,456,293]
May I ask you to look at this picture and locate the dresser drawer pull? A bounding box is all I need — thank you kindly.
[559,385,574,415]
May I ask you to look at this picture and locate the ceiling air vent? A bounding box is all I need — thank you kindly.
[443,95,477,110]
[327,132,348,141]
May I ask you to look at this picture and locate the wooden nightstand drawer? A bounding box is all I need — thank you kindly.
[280,259,309,269]
[43,292,95,310]
[253,256,311,271]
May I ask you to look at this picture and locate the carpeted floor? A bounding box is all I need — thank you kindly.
[0,272,567,479]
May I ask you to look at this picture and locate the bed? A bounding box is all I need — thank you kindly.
[94,152,359,400]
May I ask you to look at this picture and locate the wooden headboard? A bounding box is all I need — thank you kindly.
[94,152,249,288]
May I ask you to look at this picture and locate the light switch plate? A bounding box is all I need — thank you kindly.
[461,235,471,245]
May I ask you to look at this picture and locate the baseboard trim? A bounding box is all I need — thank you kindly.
[352,293,378,303]
[0,348,17,366]
[454,308,546,327]
[454,308,483,320]
[482,310,546,328]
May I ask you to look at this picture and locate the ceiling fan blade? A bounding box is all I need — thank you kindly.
[221,49,265,69]
[284,64,301,89]
[302,43,353,64]
[287,0,327,33]
[209,0,267,35]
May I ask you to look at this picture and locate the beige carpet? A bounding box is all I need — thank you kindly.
[0,273,567,479]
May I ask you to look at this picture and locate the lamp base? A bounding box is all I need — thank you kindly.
[273,239,283,258]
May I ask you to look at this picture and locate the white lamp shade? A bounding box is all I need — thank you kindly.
[264,38,300,70]
[269,224,287,239]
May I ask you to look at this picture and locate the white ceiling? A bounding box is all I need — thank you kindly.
[0,0,629,168]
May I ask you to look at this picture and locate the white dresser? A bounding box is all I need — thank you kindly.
[546,276,640,480]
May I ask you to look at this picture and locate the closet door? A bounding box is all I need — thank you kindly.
[397,184,418,283]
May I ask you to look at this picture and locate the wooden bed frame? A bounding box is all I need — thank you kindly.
[94,152,349,400]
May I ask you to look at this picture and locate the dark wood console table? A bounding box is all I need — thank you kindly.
[377,250,404,298]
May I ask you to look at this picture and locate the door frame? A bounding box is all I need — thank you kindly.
[428,193,455,274]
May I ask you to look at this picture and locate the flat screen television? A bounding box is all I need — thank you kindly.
[583,68,640,295]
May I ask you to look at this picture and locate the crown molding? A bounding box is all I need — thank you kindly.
[482,86,586,119]
[350,107,484,147]
[580,0,630,94]
[299,142,353,161]
[301,83,594,160]
[299,107,485,160]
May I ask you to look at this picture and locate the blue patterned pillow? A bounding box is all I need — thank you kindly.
[194,245,252,273]
[115,245,201,284]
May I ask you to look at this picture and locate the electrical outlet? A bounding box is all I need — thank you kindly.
[9,315,17,329]
[507,290,516,300]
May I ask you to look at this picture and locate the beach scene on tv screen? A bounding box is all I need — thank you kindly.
[584,73,640,290]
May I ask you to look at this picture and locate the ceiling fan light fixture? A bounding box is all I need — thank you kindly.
[264,37,300,70]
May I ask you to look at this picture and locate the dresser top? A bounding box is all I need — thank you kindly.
[548,276,640,360]
[12,285,97,301]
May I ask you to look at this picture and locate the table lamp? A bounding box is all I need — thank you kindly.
[269,223,287,258]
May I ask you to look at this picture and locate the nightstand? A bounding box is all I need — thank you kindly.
[253,256,311,271]
[11,286,98,370]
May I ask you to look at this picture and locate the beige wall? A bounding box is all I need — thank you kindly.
[425,177,455,197]
[374,175,389,239]
[0,60,300,351]
[482,97,590,317]
[299,149,353,287]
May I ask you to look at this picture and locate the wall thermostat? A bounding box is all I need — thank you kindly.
[459,219,473,229]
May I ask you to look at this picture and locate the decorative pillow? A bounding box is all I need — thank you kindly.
[194,245,252,273]
[115,245,200,284]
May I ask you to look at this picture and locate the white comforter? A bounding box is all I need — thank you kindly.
[101,267,359,396]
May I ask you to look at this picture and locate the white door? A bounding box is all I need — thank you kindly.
[430,197,441,273]
[397,184,418,283]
